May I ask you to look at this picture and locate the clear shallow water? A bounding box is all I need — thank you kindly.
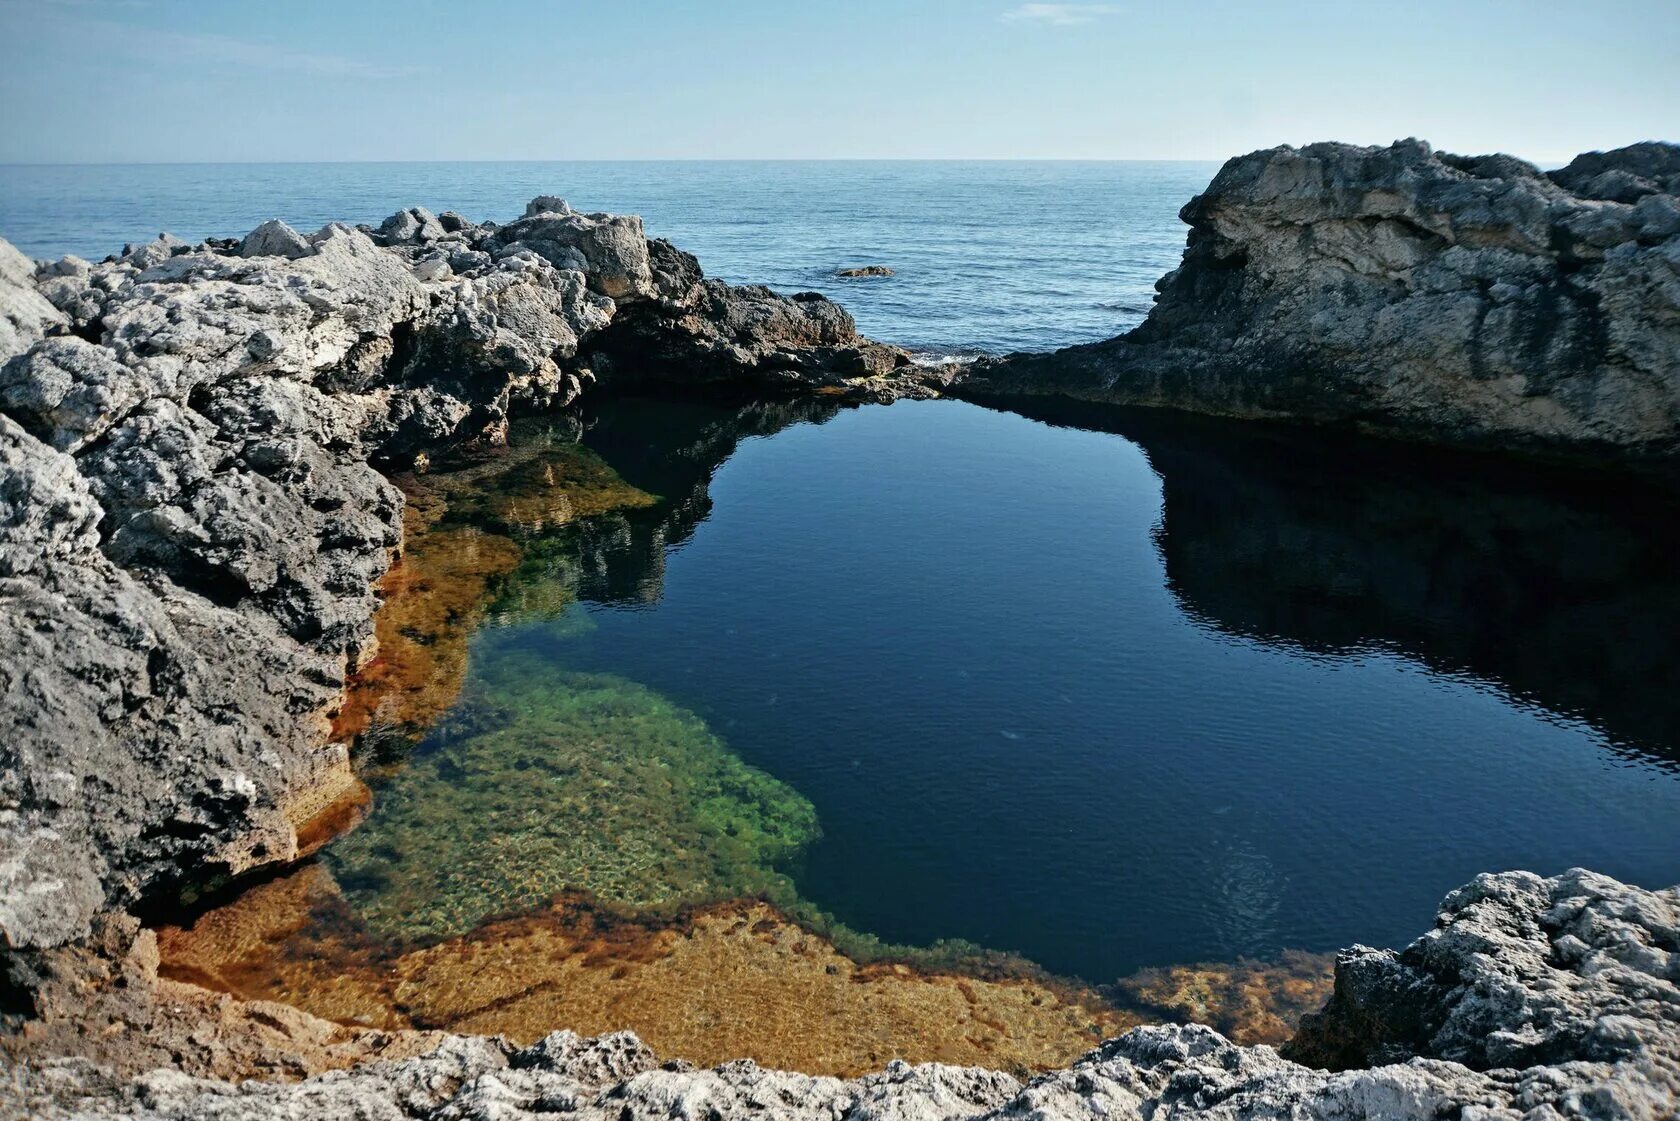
[0,160,1212,353]
[360,395,1680,984]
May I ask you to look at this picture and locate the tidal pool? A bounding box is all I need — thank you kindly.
[162,393,1680,1070]
[503,395,1680,979]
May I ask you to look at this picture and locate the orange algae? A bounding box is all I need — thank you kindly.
[155,862,1136,1077]
[1109,950,1336,1045]
[331,431,656,752]
[330,508,522,749]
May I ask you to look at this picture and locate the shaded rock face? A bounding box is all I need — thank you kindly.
[14,871,1678,1120]
[580,239,930,397]
[960,139,1680,462]
[0,201,923,957]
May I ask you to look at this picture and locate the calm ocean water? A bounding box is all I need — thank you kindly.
[0,161,1215,355]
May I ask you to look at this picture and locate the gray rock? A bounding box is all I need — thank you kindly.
[960,139,1680,462]
[376,205,446,245]
[524,194,573,217]
[581,240,923,399]
[0,337,171,453]
[1549,141,1680,202]
[489,200,655,300]
[120,233,190,271]
[0,237,66,363]
[237,219,313,260]
[410,252,452,282]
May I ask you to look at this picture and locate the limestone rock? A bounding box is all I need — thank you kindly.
[237,219,313,260]
[0,236,67,363]
[489,199,655,300]
[377,205,447,246]
[524,195,573,217]
[960,139,1680,462]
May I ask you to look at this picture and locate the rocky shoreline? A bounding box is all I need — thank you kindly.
[11,869,1678,1119]
[3,170,1679,1119]
[956,140,1680,464]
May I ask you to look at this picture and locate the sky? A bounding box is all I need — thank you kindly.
[0,0,1675,165]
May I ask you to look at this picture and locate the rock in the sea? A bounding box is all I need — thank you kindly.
[524,195,573,217]
[960,139,1680,462]
[9,870,1675,1119]
[837,264,894,277]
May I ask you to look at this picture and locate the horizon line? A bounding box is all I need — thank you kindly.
[0,156,1239,168]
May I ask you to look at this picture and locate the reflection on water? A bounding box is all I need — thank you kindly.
[161,391,1680,1070]
[996,396,1680,771]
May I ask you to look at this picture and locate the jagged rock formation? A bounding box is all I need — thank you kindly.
[0,201,929,957]
[10,870,1677,1120]
[959,140,1680,462]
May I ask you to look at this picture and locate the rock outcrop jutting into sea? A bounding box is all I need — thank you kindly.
[959,140,1680,461]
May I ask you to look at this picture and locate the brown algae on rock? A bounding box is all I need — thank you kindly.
[1108,950,1335,1046]
[332,424,657,754]
[156,863,1137,1076]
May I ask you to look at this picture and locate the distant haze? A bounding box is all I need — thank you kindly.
[1,0,1675,166]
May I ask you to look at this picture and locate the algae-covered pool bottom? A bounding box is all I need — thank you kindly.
[160,394,1680,1073]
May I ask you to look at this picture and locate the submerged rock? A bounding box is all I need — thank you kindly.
[960,139,1680,462]
[836,264,893,277]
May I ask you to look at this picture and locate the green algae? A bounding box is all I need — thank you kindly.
[327,646,819,944]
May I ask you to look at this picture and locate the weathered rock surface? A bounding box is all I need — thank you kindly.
[960,140,1680,462]
[579,239,931,399]
[9,870,1676,1120]
[0,201,924,958]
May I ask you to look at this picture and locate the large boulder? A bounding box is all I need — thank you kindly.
[489,200,656,300]
[961,140,1680,462]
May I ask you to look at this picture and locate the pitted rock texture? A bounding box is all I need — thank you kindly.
[8,871,1676,1120]
[960,139,1680,461]
[0,200,922,955]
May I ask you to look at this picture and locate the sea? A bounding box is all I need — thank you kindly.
[0,160,1215,356]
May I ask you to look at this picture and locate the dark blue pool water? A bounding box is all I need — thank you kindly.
[462,394,1680,983]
